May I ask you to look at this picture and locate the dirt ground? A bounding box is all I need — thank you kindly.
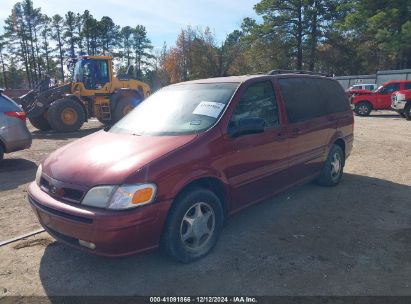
[0,111,410,297]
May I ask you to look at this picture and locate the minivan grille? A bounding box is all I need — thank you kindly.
[40,177,85,203]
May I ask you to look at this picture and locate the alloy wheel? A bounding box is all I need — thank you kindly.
[330,152,342,180]
[180,202,215,250]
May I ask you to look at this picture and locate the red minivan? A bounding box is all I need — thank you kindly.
[28,74,354,262]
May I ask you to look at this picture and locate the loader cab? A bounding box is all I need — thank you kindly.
[73,57,111,90]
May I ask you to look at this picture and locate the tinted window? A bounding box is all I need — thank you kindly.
[279,77,350,123]
[0,94,21,112]
[315,79,351,114]
[380,83,400,94]
[279,78,326,123]
[405,83,411,90]
[229,81,279,129]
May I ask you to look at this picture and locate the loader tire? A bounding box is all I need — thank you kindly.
[111,96,136,123]
[28,114,51,131]
[48,98,85,132]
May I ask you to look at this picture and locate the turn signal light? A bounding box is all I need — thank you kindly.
[132,188,154,204]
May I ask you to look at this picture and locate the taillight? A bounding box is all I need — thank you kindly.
[5,111,26,122]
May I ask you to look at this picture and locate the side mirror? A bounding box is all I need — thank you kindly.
[229,117,265,138]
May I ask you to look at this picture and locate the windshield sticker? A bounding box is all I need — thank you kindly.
[193,101,225,118]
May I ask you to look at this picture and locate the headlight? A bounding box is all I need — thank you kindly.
[81,185,115,208]
[396,93,405,101]
[35,164,42,186]
[82,184,157,210]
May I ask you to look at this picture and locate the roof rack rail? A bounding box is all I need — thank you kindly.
[267,69,328,76]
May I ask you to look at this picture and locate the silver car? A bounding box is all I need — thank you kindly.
[0,89,32,161]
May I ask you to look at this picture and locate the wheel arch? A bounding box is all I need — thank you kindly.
[327,131,347,165]
[357,99,374,109]
[333,138,346,166]
[170,176,230,221]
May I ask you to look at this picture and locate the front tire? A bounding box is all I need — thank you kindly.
[404,103,411,120]
[48,98,86,132]
[28,113,51,131]
[161,188,224,263]
[317,144,345,187]
[354,101,372,116]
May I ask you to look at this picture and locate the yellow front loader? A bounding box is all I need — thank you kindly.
[19,55,150,132]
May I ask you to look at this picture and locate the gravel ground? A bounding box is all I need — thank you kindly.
[0,111,410,297]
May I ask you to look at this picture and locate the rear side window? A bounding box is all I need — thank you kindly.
[0,94,21,112]
[278,78,326,123]
[229,81,279,128]
[315,79,350,114]
[405,83,411,90]
[279,77,350,123]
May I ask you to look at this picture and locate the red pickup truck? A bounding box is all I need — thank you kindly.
[351,80,411,116]
[391,89,411,119]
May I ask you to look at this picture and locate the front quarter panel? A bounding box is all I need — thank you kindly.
[123,128,230,203]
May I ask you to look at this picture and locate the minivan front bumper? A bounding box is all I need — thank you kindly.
[27,182,172,257]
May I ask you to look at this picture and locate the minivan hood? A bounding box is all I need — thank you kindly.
[43,130,197,187]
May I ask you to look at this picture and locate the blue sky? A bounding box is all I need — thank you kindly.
[1,0,259,49]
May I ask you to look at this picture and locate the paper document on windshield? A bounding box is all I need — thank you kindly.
[193,101,225,118]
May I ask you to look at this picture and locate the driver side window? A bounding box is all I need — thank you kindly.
[381,83,400,94]
[229,81,279,130]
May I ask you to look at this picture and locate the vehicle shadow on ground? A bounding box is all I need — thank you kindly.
[367,113,402,119]
[30,127,103,141]
[0,158,37,190]
[38,173,411,296]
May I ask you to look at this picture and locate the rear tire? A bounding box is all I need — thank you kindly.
[354,101,372,116]
[404,103,411,120]
[111,94,142,123]
[48,98,86,132]
[161,188,224,263]
[317,144,345,187]
[28,113,51,131]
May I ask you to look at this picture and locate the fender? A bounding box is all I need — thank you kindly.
[168,169,232,211]
[170,168,229,196]
[327,131,351,165]
[352,98,373,107]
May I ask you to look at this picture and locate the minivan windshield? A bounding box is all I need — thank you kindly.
[110,83,239,136]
